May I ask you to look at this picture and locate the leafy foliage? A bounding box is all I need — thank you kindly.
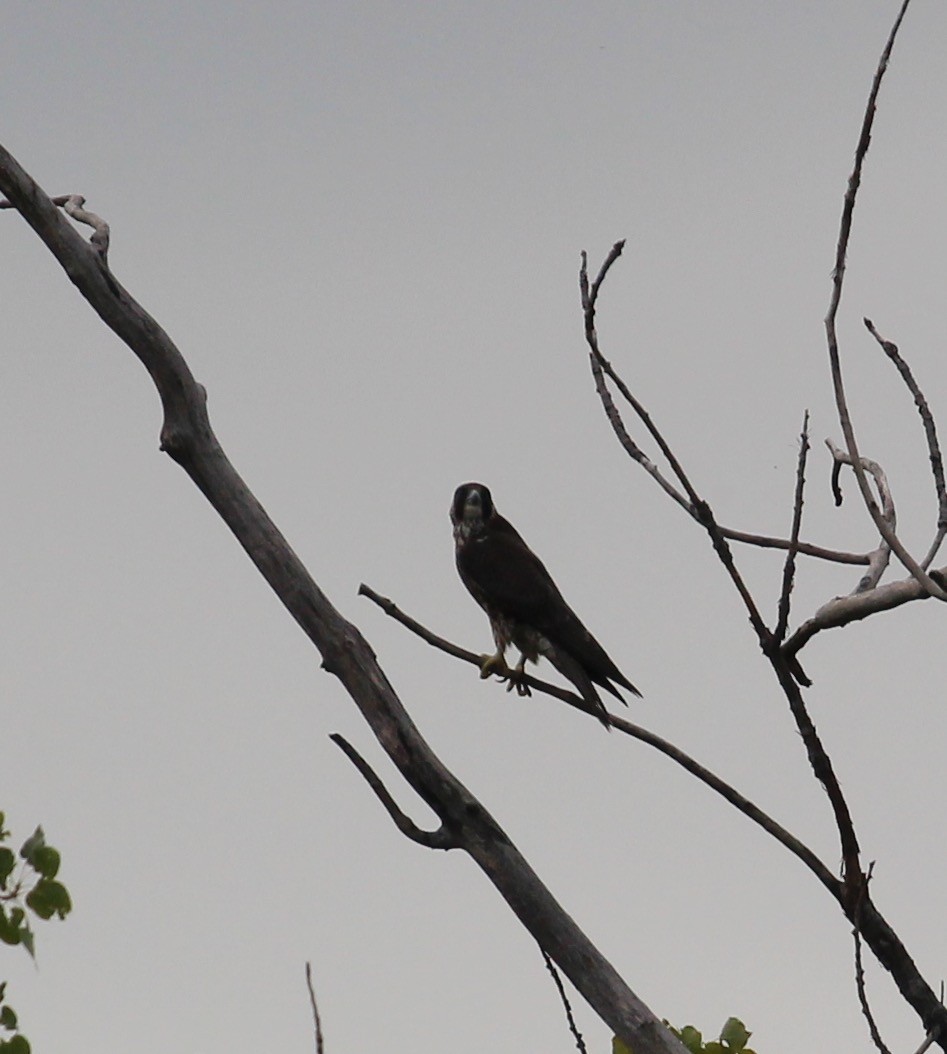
[0,812,73,1052]
[613,1017,756,1054]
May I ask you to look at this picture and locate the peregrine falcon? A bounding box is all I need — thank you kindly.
[450,482,640,726]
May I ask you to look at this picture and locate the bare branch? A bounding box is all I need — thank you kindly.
[581,357,858,564]
[783,566,947,658]
[581,231,874,922]
[305,962,325,1054]
[0,192,109,258]
[585,347,694,515]
[330,735,457,850]
[357,584,611,726]
[920,527,947,574]
[772,657,863,899]
[825,439,893,593]
[581,246,863,952]
[853,865,893,1054]
[0,144,687,1054]
[362,586,842,900]
[577,251,869,568]
[580,247,771,644]
[580,247,702,511]
[822,0,944,599]
[864,317,947,555]
[542,949,588,1054]
[774,412,811,644]
[721,528,869,567]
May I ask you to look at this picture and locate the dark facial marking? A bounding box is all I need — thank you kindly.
[450,482,494,525]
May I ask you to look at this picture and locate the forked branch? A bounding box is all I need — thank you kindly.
[0,143,686,1054]
[823,0,945,601]
[360,584,839,901]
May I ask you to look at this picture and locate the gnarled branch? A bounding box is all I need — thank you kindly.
[0,143,686,1054]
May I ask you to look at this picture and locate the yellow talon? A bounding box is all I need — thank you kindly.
[479,652,510,680]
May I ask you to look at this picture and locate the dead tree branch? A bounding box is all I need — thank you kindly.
[329,734,458,850]
[579,241,864,891]
[360,585,841,901]
[783,568,946,659]
[581,250,771,645]
[305,962,325,1054]
[825,439,893,593]
[864,316,947,565]
[572,3,947,1044]
[578,247,872,570]
[853,864,893,1054]
[774,412,810,644]
[542,948,588,1054]
[576,237,947,1044]
[0,145,687,1054]
[823,0,945,600]
[0,192,110,259]
[357,584,610,725]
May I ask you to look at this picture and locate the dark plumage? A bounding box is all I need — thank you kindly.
[450,482,640,727]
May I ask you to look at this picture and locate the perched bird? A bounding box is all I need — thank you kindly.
[450,482,640,727]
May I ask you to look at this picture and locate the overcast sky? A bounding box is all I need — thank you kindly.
[3,2,947,1052]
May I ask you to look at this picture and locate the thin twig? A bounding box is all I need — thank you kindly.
[770,657,862,896]
[721,528,868,566]
[864,318,947,556]
[357,584,609,725]
[305,962,325,1054]
[783,566,947,659]
[542,948,588,1054]
[580,354,863,565]
[774,412,810,644]
[825,440,893,593]
[581,241,864,945]
[580,246,702,512]
[1,192,110,258]
[330,734,458,850]
[579,247,772,643]
[822,0,943,599]
[588,251,863,892]
[853,864,892,1054]
[360,586,842,900]
[577,255,869,567]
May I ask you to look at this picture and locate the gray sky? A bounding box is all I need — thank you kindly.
[3,2,947,1051]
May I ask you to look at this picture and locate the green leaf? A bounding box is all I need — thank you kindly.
[719,1018,751,1051]
[0,910,22,947]
[26,879,72,921]
[18,927,34,960]
[29,846,59,881]
[677,1026,704,1053]
[0,1004,17,1030]
[0,1034,32,1054]
[0,849,15,889]
[18,829,44,867]
[704,1044,725,1054]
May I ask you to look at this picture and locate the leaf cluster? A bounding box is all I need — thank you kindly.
[614,1017,756,1054]
[0,813,73,1053]
[670,1018,755,1054]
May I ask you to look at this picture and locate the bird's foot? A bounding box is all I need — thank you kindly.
[478,653,511,681]
[504,664,532,698]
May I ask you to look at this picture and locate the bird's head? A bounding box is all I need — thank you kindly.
[450,482,494,534]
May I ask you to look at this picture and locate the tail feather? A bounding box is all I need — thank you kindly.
[546,650,612,729]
